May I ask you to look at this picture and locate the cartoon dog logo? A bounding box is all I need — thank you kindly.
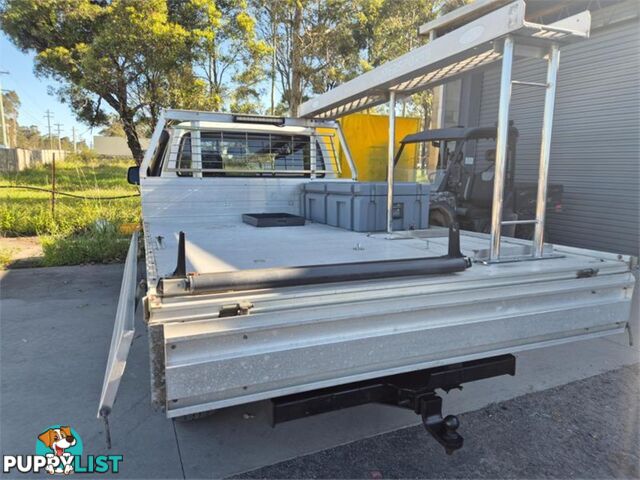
[37,426,77,474]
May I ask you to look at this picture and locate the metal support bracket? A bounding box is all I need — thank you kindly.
[172,231,186,277]
[218,301,254,318]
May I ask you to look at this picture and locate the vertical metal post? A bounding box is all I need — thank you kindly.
[533,44,560,257]
[51,153,56,217]
[336,122,357,180]
[386,91,397,234]
[192,121,202,178]
[141,113,167,176]
[489,36,514,261]
[310,135,317,179]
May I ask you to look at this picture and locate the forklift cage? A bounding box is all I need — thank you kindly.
[299,0,591,262]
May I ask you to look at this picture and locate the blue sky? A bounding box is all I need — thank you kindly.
[1,32,94,146]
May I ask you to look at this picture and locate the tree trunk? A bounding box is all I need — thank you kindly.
[270,12,277,115]
[121,113,143,165]
[289,3,303,117]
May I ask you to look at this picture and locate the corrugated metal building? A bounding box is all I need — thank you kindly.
[438,0,639,255]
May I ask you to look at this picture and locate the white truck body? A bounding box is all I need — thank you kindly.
[98,111,635,422]
[99,2,635,452]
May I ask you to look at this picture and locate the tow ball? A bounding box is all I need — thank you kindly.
[419,394,463,455]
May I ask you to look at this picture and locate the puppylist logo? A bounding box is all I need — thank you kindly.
[3,425,123,475]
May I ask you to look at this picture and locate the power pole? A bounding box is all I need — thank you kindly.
[54,123,63,151]
[71,126,77,153]
[44,110,54,149]
[0,71,9,148]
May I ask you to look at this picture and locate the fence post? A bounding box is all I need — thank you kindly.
[51,152,56,217]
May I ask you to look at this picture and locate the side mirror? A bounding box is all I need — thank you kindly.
[127,166,140,185]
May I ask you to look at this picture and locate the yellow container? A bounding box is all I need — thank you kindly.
[334,113,422,181]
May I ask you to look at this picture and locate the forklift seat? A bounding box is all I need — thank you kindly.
[467,168,494,208]
[465,152,495,209]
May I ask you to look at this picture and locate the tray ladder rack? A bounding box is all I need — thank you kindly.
[298,0,592,263]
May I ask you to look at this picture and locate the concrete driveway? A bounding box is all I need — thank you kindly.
[1,264,638,478]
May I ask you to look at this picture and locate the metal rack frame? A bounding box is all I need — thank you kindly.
[298,0,591,262]
[139,110,358,181]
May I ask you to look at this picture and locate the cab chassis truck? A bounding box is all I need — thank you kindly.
[98,0,636,454]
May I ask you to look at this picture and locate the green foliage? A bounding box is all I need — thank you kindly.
[41,222,131,266]
[99,115,126,137]
[0,156,140,265]
[0,247,14,268]
[252,0,443,116]
[176,0,269,113]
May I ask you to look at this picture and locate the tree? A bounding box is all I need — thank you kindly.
[1,0,217,164]
[16,125,45,149]
[99,115,126,137]
[172,0,269,114]
[254,0,365,116]
[354,0,442,128]
[253,0,299,115]
[252,0,458,118]
[1,89,20,147]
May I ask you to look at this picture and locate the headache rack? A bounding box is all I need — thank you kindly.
[141,110,358,181]
[299,0,591,262]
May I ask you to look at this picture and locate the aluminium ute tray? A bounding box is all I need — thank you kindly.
[242,212,306,228]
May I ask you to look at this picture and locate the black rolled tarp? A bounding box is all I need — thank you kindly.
[160,226,471,295]
[187,255,470,294]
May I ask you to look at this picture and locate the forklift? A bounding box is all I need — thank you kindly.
[394,124,563,238]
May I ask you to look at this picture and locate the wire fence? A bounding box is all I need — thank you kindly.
[0,185,140,200]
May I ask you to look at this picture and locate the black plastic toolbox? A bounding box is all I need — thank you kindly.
[242,213,306,227]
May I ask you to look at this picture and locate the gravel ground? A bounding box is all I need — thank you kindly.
[237,364,639,479]
[0,236,43,267]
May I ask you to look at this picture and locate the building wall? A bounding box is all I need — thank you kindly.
[0,148,67,172]
[93,136,150,157]
[473,2,639,255]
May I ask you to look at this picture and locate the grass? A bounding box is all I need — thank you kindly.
[0,153,140,266]
[0,247,14,268]
[40,222,132,266]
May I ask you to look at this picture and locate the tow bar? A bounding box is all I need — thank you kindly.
[271,354,516,454]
